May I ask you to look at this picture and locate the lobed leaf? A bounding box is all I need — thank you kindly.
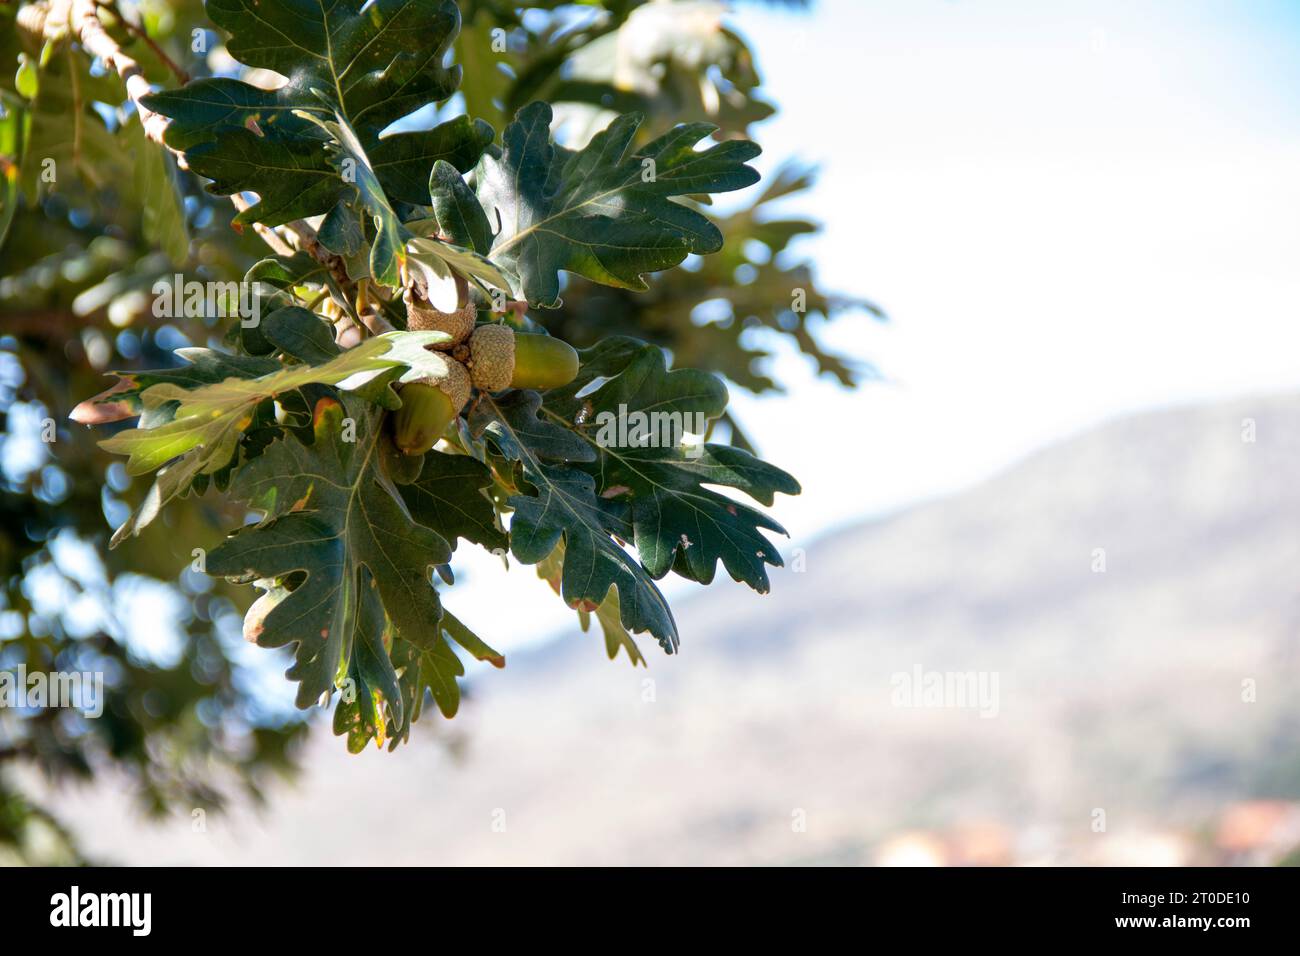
[142,0,485,224]
[477,102,761,306]
[471,390,679,652]
[208,396,453,712]
[546,337,800,591]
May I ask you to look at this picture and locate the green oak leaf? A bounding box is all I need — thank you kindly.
[303,109,513,292]
[141,0,485,224]
[371,115,494,210]
[98,331,441,477]
[75,350,283,547]
[546,337,800,591]
[96,331,445,545]
[318,198,367,258]
[259,306,340,365]
[207,395,454,711]
[428,159,492,254]
[71,350,280,426]
[389,630,462,729]
[107,452,208,549]
[331,568,400,752]
[135,136,190,265]
[334,588,506,753]
[302,110,411,288]
[476,101,761,307]
[537,543,644,666]
[332,572,506,754]
[382,609,504,750]
[399,450,507,552]
[471,389,678,652]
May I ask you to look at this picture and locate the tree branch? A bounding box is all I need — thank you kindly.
[70,0,170,146]
[61,0,353,290]
[95,0,190,84]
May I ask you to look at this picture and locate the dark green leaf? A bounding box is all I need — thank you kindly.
[429,159,492,255]
[382,608,504,749]
[547,338,800,590]
[142,0,477,224]
[477,102,761,306]
[472,390,678,652]
[537,544,644,666]
[208,396,452,710]
[135,140,189,264]
[400,450,507,552]
[370,115,494,207]
[260,306,339,364]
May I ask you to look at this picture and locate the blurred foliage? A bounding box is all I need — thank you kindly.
[0,0,874,862]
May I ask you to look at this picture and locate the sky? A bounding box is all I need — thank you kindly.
[728,0,1300,524]
[445,0,1300,655]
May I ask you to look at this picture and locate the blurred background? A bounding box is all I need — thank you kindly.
[3,0,1300,865]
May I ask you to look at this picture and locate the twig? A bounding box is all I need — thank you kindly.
[95,0,190,84]
[63,0,355,297]
[358,310,395,335]
[71,0,170,147]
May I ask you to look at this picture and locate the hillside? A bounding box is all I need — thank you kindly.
[31,393,1300,865]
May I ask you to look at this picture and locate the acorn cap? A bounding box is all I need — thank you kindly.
[467,324,516,392]
[414,353,472,412]
[403,288,476,348]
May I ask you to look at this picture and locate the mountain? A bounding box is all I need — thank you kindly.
[28,392,1300,864]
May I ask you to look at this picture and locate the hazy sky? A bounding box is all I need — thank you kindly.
[729,0,1300,524]
[440,0,1300,654]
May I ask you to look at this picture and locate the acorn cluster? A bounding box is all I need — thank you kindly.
[392,289,580,457]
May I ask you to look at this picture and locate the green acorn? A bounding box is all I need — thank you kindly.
[465,326,579,392]
[391,357,471,456]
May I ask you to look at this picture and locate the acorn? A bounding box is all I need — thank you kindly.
[403,287,476,349]
[465,326,580,392]
[391,355,471,456]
